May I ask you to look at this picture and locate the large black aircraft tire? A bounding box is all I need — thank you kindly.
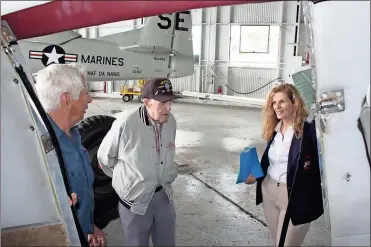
[77,115,119,229]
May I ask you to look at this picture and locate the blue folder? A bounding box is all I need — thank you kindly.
[236,146,264,184]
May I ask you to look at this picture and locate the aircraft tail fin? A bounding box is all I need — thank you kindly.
[96,11,194,78]
[138,11,193,56]
[138,11,194,78]
[99,11,193,57]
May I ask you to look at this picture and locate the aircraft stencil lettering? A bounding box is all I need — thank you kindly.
[132,65,142,74]
[81,55,124,66]
[157,11,191,31]
[107,72,120,76]
[29,45,78,66]
[87,71,120,77]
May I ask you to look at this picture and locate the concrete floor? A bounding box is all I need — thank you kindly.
[86,98,330,246]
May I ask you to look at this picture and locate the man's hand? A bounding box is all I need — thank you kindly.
[88,225,106,246]
[87,234,94,247]
[245,174,256,184]
[68,193,78,206]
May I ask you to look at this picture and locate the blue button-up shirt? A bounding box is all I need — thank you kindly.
[50,117,95,234]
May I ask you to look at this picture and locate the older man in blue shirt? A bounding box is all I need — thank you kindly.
[35,63,105,246]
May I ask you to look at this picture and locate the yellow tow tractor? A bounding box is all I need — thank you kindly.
[120,80,146,102]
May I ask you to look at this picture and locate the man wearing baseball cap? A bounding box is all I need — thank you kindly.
[97,78,179,246]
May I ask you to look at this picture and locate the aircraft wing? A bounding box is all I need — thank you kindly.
[0,1,50,15]
[1,0,265,40]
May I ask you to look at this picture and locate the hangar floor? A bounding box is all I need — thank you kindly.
[86,98,330,246]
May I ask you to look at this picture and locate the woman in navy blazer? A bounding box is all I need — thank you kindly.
[246,83,324,246]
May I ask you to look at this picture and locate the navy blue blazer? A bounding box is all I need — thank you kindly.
[256,120,324,225]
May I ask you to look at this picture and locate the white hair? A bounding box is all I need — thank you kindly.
[34,63,87,111]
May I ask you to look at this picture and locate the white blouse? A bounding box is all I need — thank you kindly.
[267,121,294,183]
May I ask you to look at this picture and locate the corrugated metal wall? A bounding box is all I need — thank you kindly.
[232,2,283,23]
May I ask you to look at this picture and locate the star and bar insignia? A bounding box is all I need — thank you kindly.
[29,45,78,66]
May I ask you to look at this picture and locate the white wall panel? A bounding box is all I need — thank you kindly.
[215,25,230,61]
[97,20,135,36]
[87,27,98,38]
[191,9,203,25]
[192,25,202,62]
[201,8,217,63]
[172,66,200,93]
[98,20,135,29]
[201,24,210,62]
[213,66,229,94]
[76,28,88,38]
[283,1,300,24]
[232,2,284,24]
[88,81,104,92]
[227,67,278,99]
[201,24,218,65]
[298,23,309,60]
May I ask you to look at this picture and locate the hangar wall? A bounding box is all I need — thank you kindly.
[80,1,308,101]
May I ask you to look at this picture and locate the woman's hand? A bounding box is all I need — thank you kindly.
[245,174,256,184]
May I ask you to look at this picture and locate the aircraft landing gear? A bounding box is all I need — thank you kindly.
[78,115,119,229]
